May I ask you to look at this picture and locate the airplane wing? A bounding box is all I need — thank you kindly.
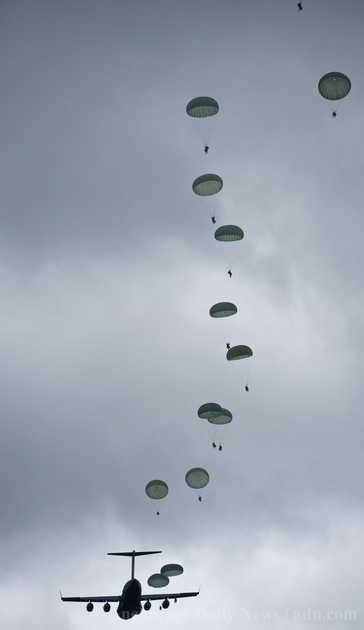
[140,591,199,601]
[61,594,120,603]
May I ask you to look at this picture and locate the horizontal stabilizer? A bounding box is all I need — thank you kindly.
[107,550,162,557]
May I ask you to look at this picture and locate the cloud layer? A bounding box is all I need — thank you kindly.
[0,0,363,628]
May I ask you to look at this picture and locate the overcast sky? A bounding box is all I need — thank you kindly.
[0,0,363,628]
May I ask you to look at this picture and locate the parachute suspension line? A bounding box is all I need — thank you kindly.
[244,354,254,392]
[213,424,223,451]
[145,479,168,518]
[318,72,351,118]
[214,227,245,339]
[186,96,218,160]
[198,403,231,451]
[185,467,209,504]
[211,425,218,451]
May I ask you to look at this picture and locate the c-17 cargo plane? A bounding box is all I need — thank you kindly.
[61,550,199,620]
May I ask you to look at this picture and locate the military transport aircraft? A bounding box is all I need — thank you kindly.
[61,550,199,620]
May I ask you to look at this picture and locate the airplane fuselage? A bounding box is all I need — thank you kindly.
[117,578,142,619]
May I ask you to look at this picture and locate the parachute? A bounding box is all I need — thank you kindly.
[198,402,223,421]
[209,302,237,318]
[148,574,169,588]
[198,403,232,425]
[161,564,184,577]
[209,407,232,425]
[145,480,169,500]
[192,174,223,196]
[186,96,219,118]
[185,467,210,489]
[318,72,351,100]
[214,225,244,242]
[226,345,253,360]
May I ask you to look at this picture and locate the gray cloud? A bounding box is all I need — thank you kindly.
[0,0,364,628]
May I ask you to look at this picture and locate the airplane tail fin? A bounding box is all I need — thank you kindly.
[107,550,161,579]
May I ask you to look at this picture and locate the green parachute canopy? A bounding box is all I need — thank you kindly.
[209,407,232,425]
[215,225,244,242]
[192,173,223,196]
[161,564,184,577]
[198,403,232,424]
[186,96,219,118]
[145,480,169,500]
[148,573,169,588]
[318,72,351,100]
[226,345,253,361]
[185,467,210,489]
[209,302,237,318]
[198,403,223,421]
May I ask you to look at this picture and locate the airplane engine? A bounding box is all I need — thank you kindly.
[103,602,111,612]
[162,599,170,609]
[86,602,94,612]
[144,601,151,611]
